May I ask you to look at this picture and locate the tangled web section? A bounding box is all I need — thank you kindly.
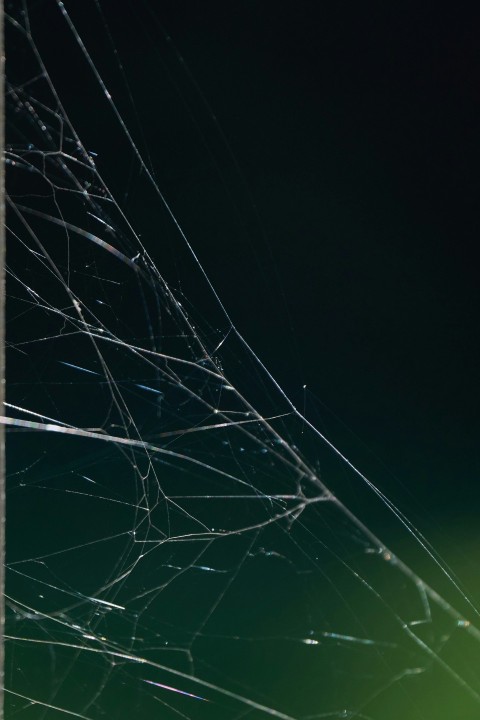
[4,2,480,719]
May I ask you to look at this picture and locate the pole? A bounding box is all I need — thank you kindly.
[0,0,6,716]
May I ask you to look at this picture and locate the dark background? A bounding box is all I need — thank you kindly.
[26,0,479,576]
[83,1,480,546]
[6,2,480,717]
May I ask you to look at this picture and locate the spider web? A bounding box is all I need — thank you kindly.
[3,2,480,718]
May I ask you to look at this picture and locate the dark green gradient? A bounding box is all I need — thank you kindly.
[5,2,480,719]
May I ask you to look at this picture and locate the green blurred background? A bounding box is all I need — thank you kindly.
[5,1,480,718]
